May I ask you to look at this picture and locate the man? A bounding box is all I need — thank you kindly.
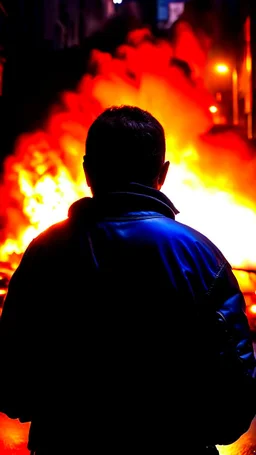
[0,105,255,455]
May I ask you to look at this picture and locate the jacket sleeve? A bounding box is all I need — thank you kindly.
[214,262,256,373]
[208,261,256,444]
[0,239,41,422]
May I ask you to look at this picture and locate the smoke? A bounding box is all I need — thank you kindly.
[0,27,255,269]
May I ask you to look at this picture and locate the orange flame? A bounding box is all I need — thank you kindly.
[0,29,256,272]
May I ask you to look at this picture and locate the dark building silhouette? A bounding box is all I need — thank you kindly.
[0,0,255,165]
[0,0,119,164]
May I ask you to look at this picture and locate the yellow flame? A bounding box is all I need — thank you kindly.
[0,34,255,273]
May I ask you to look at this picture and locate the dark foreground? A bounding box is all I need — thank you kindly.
[0,412,256,455]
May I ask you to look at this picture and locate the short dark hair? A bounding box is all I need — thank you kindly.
[85,105,166,190]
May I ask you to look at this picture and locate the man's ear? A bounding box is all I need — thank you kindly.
[83,156,92,188]
[157,161,170,189]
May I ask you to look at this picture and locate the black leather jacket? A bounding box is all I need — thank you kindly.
[0,183,255,453]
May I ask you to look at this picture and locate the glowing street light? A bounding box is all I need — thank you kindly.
[209,105,218,114]
[214,62,239,126]
[215,64,230,75]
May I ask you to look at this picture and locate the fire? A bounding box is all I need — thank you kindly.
[0,28,256,272]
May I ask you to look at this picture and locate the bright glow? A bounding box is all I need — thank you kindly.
[0,28,256,273]
[1,26,256,455]
[249,304,256,315]
[113,0,122,4]
[246,55,252,72]
[209,105,218,114]
[215,64,230,74]
[0,289,7,295]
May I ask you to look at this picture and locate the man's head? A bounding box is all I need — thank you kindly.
[83,105,169,195]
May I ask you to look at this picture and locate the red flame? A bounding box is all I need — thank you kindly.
[0,28,256,272]
[0,26,256,455]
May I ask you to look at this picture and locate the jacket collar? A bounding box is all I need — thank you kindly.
[68,182,179,222]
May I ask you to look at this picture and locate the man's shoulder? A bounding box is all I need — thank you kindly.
[164,219,228,268]
[163,218,219,247]
[29,218,71,249]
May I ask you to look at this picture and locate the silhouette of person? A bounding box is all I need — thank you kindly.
[0,105,255,455]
